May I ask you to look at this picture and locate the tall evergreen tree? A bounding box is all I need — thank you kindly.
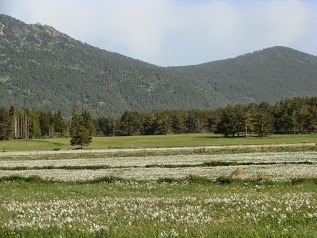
[244,104,257,137]
[38,110,53,137]
[308,97,317,132]
[53,110,67,136]
[216,105,246,137]
[27,109,41,139]
[186,109,209,133]
[154,111,171,135]
[70,107,93,149]
[96,117,118,136]
[81,110,96,136]
[171,110,188,134]
[119,110,143,136]
[0,108,12,140]
[254,102,273,137]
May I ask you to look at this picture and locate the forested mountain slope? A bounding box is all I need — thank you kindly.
[171,46,317,105]
[1,15,317,116]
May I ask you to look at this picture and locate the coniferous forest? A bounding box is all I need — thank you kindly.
[0,96,316,141]
[1,15,317,117]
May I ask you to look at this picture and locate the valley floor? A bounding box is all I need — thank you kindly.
[1,135,317,237]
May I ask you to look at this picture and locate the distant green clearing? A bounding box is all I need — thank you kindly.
[0,133,316,152]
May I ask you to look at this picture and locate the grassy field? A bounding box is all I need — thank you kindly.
[0,178,317,237]
[1,134,317,237]
[0,133,316,151]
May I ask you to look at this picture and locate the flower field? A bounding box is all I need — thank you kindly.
[0,151,317,182]
[1,149,317,237]
[1,179,317,237]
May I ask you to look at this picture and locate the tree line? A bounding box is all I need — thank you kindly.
[0,105,67,140]
[0,96,316,141]
[96,97,317,137]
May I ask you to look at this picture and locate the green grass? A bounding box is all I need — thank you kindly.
[1,134,317,237]
[1,225,316,238]
[0,133,316,152]
[0,179,317,237]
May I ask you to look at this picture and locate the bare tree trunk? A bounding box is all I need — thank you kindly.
[16,116,20,139]
[245,125,248,137]
[14,115,17,139]
[25,114,29,139]
[20,113,23,139]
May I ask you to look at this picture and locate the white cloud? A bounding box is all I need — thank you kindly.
[0,0,316,66]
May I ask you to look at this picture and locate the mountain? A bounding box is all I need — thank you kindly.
[1,15,317,117]
[172,47,317,106]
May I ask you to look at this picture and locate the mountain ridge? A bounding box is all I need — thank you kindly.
[0,14,317,116]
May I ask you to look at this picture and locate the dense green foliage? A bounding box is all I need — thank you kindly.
[97,96,317,137]
[69,108,94,148]
[0,106,67,139]
[0,15,317,117]
[0,96,316,140]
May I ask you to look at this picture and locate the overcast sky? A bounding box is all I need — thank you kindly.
[1,0,316,66]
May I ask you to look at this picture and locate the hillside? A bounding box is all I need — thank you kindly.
[172,47,317,105]
[1,15,317,116]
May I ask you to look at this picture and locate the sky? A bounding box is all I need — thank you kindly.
[0,0,316,66]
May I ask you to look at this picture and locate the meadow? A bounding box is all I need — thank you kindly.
[0,133,316,151]
[1,178,317,237]
[1,134,317,237]
[1,151,317,182]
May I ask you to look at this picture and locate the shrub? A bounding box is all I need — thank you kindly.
[216,176,233,184]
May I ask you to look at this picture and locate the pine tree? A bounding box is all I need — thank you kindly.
[0,108,12,140]
[171,110,188,134]
[70,126,92,149]
[119,110,143,136]
[216,105,246,137]
[254,102,273,137]
[70,107,93,149]
[81,110,96,136]
[27,109,42,139]
[53,110,66,136]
